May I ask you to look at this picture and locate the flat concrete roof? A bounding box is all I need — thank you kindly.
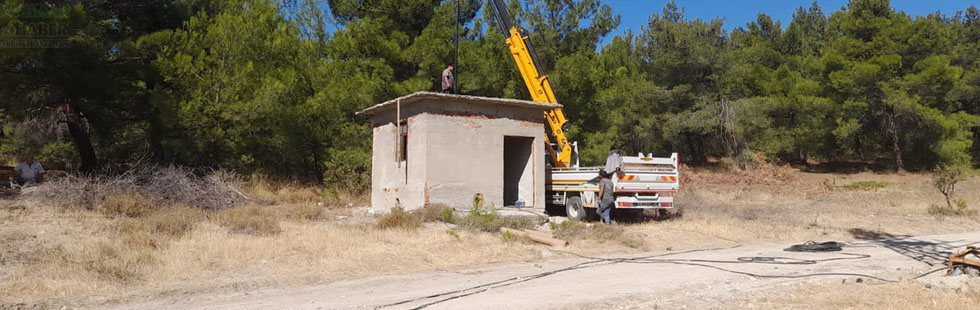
[356,91,562,116]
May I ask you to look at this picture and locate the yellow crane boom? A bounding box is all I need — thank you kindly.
[489,0,573,168]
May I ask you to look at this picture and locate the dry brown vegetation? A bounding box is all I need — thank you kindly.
[28,166,248,211]
[240,175,324,205]
[219,207,282,235]
[0,174,538,308]
[623,168,980,251]
[551,220,647,249]
[2,167,980,308]
[746,280,980,310]
[376,206,424,229]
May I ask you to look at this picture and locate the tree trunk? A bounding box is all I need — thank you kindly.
[884,113,905,172]
[309,140,324,183]
[63,103,99,172]
[891,131,905,172]
[685,133,706,165]
[719,98,742,168]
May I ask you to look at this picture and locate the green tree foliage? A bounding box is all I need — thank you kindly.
[2,0,980,186]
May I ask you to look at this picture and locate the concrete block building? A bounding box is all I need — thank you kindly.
[357,92,557,211]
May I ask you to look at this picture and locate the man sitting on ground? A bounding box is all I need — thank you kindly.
[10,155,44,188]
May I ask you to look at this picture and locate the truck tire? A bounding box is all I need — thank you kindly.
[565,196,586,221]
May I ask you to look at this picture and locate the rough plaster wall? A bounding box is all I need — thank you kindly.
[369,97,547,211]
[370,118,428,211]
[417,99,546,209]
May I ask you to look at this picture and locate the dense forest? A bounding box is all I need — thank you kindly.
[1,0,979,187]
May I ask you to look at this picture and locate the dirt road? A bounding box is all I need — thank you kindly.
[107,230,979,310]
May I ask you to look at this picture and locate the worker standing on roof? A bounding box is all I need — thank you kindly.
[605,148,623,177]
[441,64,455,93]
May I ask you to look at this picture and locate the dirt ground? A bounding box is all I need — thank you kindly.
[105,231,980,310]
[3,167,980,309]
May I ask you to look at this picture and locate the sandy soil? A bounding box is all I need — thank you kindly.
[5,169,980,309]
[105,230,980,310]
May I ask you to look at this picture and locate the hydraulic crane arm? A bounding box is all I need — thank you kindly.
[489,0,573,168]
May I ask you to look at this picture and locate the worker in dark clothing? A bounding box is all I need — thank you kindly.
[441,64,455,93]
[605,148,623,177]
[597,170,615,225]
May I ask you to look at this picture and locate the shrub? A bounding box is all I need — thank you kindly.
[934,164,970,208]
[929,199,976,218]
[441,207,455,223]
[828,181,889,191]
[376,207,423,230]
[419,204,453,223]
[500,230,519,242]
[30,166,248,211]
[468,199,498,223]
[456,213,538,232]
[219,207,282,235]
[445,229,461,240]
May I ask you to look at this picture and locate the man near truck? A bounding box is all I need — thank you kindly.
[597,170,614,225]
[605,148,623,177]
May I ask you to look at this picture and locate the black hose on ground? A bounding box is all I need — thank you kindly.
[375,242,949,310]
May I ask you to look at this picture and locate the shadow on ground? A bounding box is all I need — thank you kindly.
[848,228,978,266]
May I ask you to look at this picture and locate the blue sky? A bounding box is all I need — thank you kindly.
[601,0,978,44]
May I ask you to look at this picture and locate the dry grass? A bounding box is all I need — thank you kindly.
[116,205,210,238]
[419,203,454,223]
[219,207,282,235]
[29,166,247,211]
[4,169,980,308]
[613,170,980,252]
[0,201,538,307]
[282,203,327,221]
[98,193,157,218]
[453,207,541,232]
[551,220,647,249]
[376,206,423,230]
[753,280,980,310]
[242,176,323,205]
[376,204,459,230]
[827,180,890,191]
[928,200,977,218]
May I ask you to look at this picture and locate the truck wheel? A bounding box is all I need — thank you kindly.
[566,196,586,221]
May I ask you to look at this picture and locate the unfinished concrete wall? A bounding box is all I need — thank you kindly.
[370,116,428,210]
[366,94,548,212]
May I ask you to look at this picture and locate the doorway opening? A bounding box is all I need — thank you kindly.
[503,136,534,207]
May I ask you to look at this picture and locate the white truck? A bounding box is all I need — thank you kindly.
[489,0,679,220]
[548,148,679,221]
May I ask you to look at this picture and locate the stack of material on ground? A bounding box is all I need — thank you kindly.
[500,227,568,247]
[948,246,980,277]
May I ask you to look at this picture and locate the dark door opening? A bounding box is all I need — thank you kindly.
[504,136,534,206]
